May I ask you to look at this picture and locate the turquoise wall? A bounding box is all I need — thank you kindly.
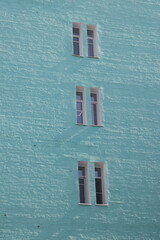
[1,0,160,239]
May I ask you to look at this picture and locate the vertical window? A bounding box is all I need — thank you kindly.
[87,29,94,57]
[76,86,86,125]
[72,23,83,56]
[90,88,101,126]
[87,25,98,57]
[95,162,107,205]
[78,161,90,204]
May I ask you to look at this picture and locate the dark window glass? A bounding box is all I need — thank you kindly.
[91,93,98,125]
[73,27,79,36]
[96,193,103,204]
[73,27,80,55]
[77,102,82,111]
[73,41,79,55]
[76,91,83,124]
[78,166,85,203]
[91,103,97,125]
[95,167,101,178]
[79,178,84,184]
[96,179,102,192]
[73,37,79,42]
[77,113,83,124]
[88,43,94,57]
[91,93,97,102]
[79,179,85,203]
[88,39,93,44]
[76,103,83,124]
[78,166,85,177]
[76,92,83,100]
[95,179,103,204]
[87,29,94,38]
[87,29,94,57]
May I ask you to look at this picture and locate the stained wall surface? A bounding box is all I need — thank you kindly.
[0,0,160,239]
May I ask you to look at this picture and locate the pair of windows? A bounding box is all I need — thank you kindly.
[76,87,101,126]
[78,161,107,205]
[72,23,98,58]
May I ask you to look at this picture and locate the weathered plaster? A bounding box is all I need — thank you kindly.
[0,0,160,239]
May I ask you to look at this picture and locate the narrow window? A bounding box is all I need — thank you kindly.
[87,29,94,57]
[76,86,86,125]
[72,23,83,56]
[95,162,107,205]
[87,25,98,57]
[90,88,101,126]
[78,161,90,204]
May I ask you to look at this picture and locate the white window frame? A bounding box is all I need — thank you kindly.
[76,86,87,125]
[78,161,91,205]
[72,22,83,56]
[90,88,101,126]
[94,162,107,205]
[87,24,98,58]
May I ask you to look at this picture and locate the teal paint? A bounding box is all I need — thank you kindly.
[0,0,160,239]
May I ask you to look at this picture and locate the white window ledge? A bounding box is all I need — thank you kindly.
[79,203,92,206]
[87,56,99,59]
[72,55,99,59]
[72,54,84,58]
[90,124,104,127]
[95,204,108,207]
[76,123,87,126]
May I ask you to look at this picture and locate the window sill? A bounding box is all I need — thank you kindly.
[90,124,103,127]
[72,54,84,58]
[87,56,99,59]
[95,204,108,206]
[76,123,87,126]
[72,55,99,59]
[79,203,92,206]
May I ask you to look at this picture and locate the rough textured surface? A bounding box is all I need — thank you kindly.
[0,0,160,239]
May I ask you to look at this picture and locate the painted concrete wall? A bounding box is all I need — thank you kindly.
[0,0,160,239]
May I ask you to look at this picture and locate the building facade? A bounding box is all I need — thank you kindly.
[1,0,160,239]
